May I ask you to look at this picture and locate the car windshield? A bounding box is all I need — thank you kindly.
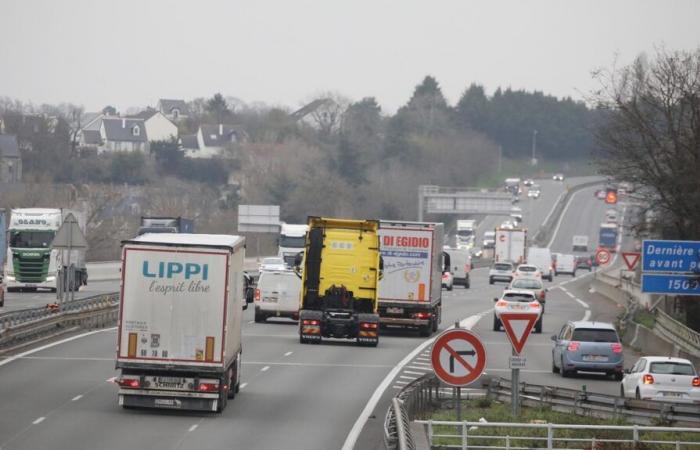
[494,263,512,271]
[262,258,284,265]
[10,230,55,248]
[518,266,536,272]
[571,328,619,343]
[512,279,542,289]
[279,235,306,248]
[649,362,696,376]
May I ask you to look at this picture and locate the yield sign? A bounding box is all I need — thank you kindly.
[622,252,641,271]
[499,312,539,354]
[431,328,486,387]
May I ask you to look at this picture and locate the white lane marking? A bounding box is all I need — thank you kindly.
[342,308,492,450]
[547,187,586,248]
[560,287,569,293]
[574,298,589,309]
[403,370,426,376]
[399,375,417,381]
[106,376,117,383]
[415,357,430,362]
[407,365,431,371]
[394,380,409,385]
[247,321,255,324]
[71,395,83,402]
[392,386,402,389]
[564,291,575,299]
[32,417,45,425]
[583,310,591,321]
[283,351,293,357]
[239,382,248,389]
[630,324,640,346]
[0,327,115,368]
[188,424,199,432]
[260,366,270,372]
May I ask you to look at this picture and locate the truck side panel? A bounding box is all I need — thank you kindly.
[117,245,231,367]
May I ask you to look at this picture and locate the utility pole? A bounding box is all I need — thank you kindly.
[531,130,538,166]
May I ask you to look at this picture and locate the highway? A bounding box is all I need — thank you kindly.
[0,177,639,450]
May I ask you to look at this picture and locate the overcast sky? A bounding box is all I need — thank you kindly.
[1,0,699,114]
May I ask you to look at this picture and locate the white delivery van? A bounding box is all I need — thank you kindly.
[443,247,471,288]
[527,247,554,281]
[116,234,245,412]
[254,269,301,322]
[554,253,577,276]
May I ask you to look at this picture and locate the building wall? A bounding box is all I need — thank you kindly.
[99,140,148,153]
[145,113,178,142]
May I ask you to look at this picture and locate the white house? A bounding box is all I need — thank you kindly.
[184,124,241,159]
[157,99,189,122]
[131,109,178,142]
[98,117,149,153]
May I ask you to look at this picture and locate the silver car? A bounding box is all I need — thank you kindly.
[489,262,514,285]
[551,321,624,380]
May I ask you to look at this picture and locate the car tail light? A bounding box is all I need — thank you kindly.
[539,291,545,300]
[198,382,219,392]
[529,302,541,309]
[611,343,623,353]
[567,342,580,351]
[360,322,378,329]
[302,319,320,326]
[692,377,700,387]
[254,289,260,301]
[117,378,140,389]
[465,264,470,273]
[495,300,508,307]
[643,374,654,385]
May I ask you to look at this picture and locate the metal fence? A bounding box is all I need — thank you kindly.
[0,292,119,351]
[416,420,700,449]
[655,308,700,357]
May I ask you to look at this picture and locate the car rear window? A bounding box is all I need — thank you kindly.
[512,279,542,289]
[503,293,535,302]
[571,328,619,343]
[650,362,696,376]
[519,266,536,272]
[494,263,512,270]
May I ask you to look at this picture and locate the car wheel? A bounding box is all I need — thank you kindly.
[492,315,501,331]
[572,271,576,277]
[552,359,558,373]
[614,371,623,381]
[620,384,625,398]
[464,280,470,289]
[535,318,542,334]
[447,284,453,291]
[548,275,553,282]
[489,277,494,285]
[419,321,432,337]
[254,309,266,323]
[560,357,570,378]
[635,388,641,400]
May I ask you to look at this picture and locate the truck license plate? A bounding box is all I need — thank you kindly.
[387,307,403,314]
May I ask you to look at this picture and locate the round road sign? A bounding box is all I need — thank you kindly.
[596,248,612,266]
[430,328,486,387]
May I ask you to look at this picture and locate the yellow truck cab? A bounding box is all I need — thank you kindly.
[296,217,381,347]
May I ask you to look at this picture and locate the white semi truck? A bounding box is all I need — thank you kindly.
[278,223,308,266]
[494,227,527,264]
[115,234,246,412]
[378,221,444,337]
[5,208,87,292]
[455,219,476,249]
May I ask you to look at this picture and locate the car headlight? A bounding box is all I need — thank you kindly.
[46,276,56,282]
[6,275,15,281]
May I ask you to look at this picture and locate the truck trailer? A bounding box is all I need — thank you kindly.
[5,208,88,292]
[378,221,444,336]
[494,227,527,264]
[115,234,245,412]
[137,216,194,235]
[296,217,382,347]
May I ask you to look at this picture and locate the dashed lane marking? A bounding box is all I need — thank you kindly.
[399,375,418,381]
[239,383,248,389]
[71,395,83,402]
[260,366,270,372]
[283,351,293,357]
[188,424,199,432]
[32,417,45,425]
[403,370,426,376]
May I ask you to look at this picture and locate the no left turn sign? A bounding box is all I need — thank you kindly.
[430,328,487,387]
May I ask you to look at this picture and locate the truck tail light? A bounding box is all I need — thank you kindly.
[302,319,320,326]
[413,312,430,320]
[611,343,623,353]
[117,377,140,389]
[360,322,378,329]
[465,264,471,273]
[643,374,654,385]
[198,382,219,392]
[567,342,580,352]
[254,289,260,301]
[692,377,700,387]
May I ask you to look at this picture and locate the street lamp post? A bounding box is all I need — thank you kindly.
[531,130,538,166]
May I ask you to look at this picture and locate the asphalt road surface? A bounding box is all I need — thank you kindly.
[0,179,638,450]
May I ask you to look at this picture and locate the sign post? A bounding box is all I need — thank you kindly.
[430,323,487,421]
[498,311,540,417]
[51,213,88,310]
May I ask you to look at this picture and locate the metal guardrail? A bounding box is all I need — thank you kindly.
[0,292,119,351]
[384,373,700,449]
[655,308,700,357]
[416,420,700,449]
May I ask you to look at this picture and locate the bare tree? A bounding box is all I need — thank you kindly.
[592,48,700,240]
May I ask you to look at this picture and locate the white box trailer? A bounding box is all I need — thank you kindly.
[494,227,527,264]
[116,234,246,412]
[378,221,444,337]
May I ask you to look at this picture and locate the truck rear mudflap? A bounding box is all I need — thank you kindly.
[119,390,220,412]
[299,309,379,347]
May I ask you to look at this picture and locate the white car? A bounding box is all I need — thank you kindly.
[259,257,287,271]
[621,357,700,404]
[489,261,514,285]
[513,264,542,279]
[553,173,565,181]
[554,254,577,276]
[527,186,541,199]
[493,289,543,333]
[441,271,454,291]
